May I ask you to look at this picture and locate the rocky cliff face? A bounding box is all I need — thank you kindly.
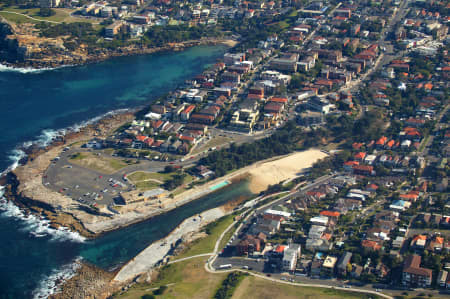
[0,16,72,66]
[0,18,23,62]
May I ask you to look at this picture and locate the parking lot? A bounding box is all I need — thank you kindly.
[43,147,134,207]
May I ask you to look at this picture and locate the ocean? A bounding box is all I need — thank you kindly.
[0,45,251,298]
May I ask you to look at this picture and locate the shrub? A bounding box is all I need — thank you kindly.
[153,285,168,295]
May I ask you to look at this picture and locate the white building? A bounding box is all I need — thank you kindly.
[282,248,298,271]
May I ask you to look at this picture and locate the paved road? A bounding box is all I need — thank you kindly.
[419,104,448,157]
[205,260,393,299]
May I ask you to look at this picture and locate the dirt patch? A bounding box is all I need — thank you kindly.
[221,194,250,212]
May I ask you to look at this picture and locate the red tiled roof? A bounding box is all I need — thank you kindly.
[376,136,388,145]
[320,211,340,217]
[362,240,381,250]
[270,97,288,103]
[136,135,147,142]
[399,193,419,200]
[353,165,374,171]
[275,245,285,253]
[179,135,195,142]
[403,255,432,278]
[352,142,364,150]
[367,183,378,190]
[354,152,366,160]
[386,140,395,148]
[182,105,195,115]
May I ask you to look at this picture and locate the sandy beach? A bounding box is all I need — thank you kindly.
[247,149,328,193]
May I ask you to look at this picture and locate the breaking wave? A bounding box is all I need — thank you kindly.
[0,148,26,177]
[0,63,69,74]
[0,98,131,298]
[0,192,86,243]
[0,107,131,242]
[21,108,130,149]
[32,257,82,299]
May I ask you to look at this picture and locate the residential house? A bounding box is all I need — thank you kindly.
[270,53,299,72]
[236,234,266,256]
[402,255,433,287]
[361,240,382,251]
[322,256,338,276]
[283,247,299,271]
[438,270,448,287]
[336,252,352,276]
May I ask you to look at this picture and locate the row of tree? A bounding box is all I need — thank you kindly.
[199,122,306,177]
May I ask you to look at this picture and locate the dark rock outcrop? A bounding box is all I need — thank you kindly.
[0,18,23,62]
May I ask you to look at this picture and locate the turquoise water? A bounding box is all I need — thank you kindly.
[209,180,230,191]
[0,45,256,298]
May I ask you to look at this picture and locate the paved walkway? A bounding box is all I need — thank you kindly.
[113,207,224,282]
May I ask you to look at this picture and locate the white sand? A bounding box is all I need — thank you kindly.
[248,149,328,193]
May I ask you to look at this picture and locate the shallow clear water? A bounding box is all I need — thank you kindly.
[0,45,254,298]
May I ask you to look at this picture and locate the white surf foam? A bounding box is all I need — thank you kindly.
[0,106,131,244]
[20,108,130,149]
[0,149,26,177]
[32,257,82,299]
[0,196,86,243]
[0,63,68,74]
[0,107,133,243]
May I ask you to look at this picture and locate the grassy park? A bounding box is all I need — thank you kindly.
[0,7,94,24]
[69,152,130,174]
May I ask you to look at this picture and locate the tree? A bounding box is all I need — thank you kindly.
[163,165,175,173]
[352,253,362,264]
[39,7,56,17]
[153,285,167,295]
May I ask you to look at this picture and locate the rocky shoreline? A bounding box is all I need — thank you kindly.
[0,34,239,239]
[1,14,236,69]
[48,261,118,299]
[1,110,136,238]
[0,38,236,70]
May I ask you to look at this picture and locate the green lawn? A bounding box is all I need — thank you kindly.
[69,152,128,174]
[114,213,378,299]
[232,276,379,299]
[70,152,87,160]
[127,171,173,183]
[114,257,227,299]
[127,171,195,192]
[114,214,238,298]
[135,181,161,190]
[173,214,235,260]
[0,7,96,24]
[0,11,40,23]
[218,221,238,251]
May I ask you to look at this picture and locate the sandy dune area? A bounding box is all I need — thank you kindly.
[248,149,328,193]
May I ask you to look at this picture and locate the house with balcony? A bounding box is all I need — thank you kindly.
[402,255,432,287]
